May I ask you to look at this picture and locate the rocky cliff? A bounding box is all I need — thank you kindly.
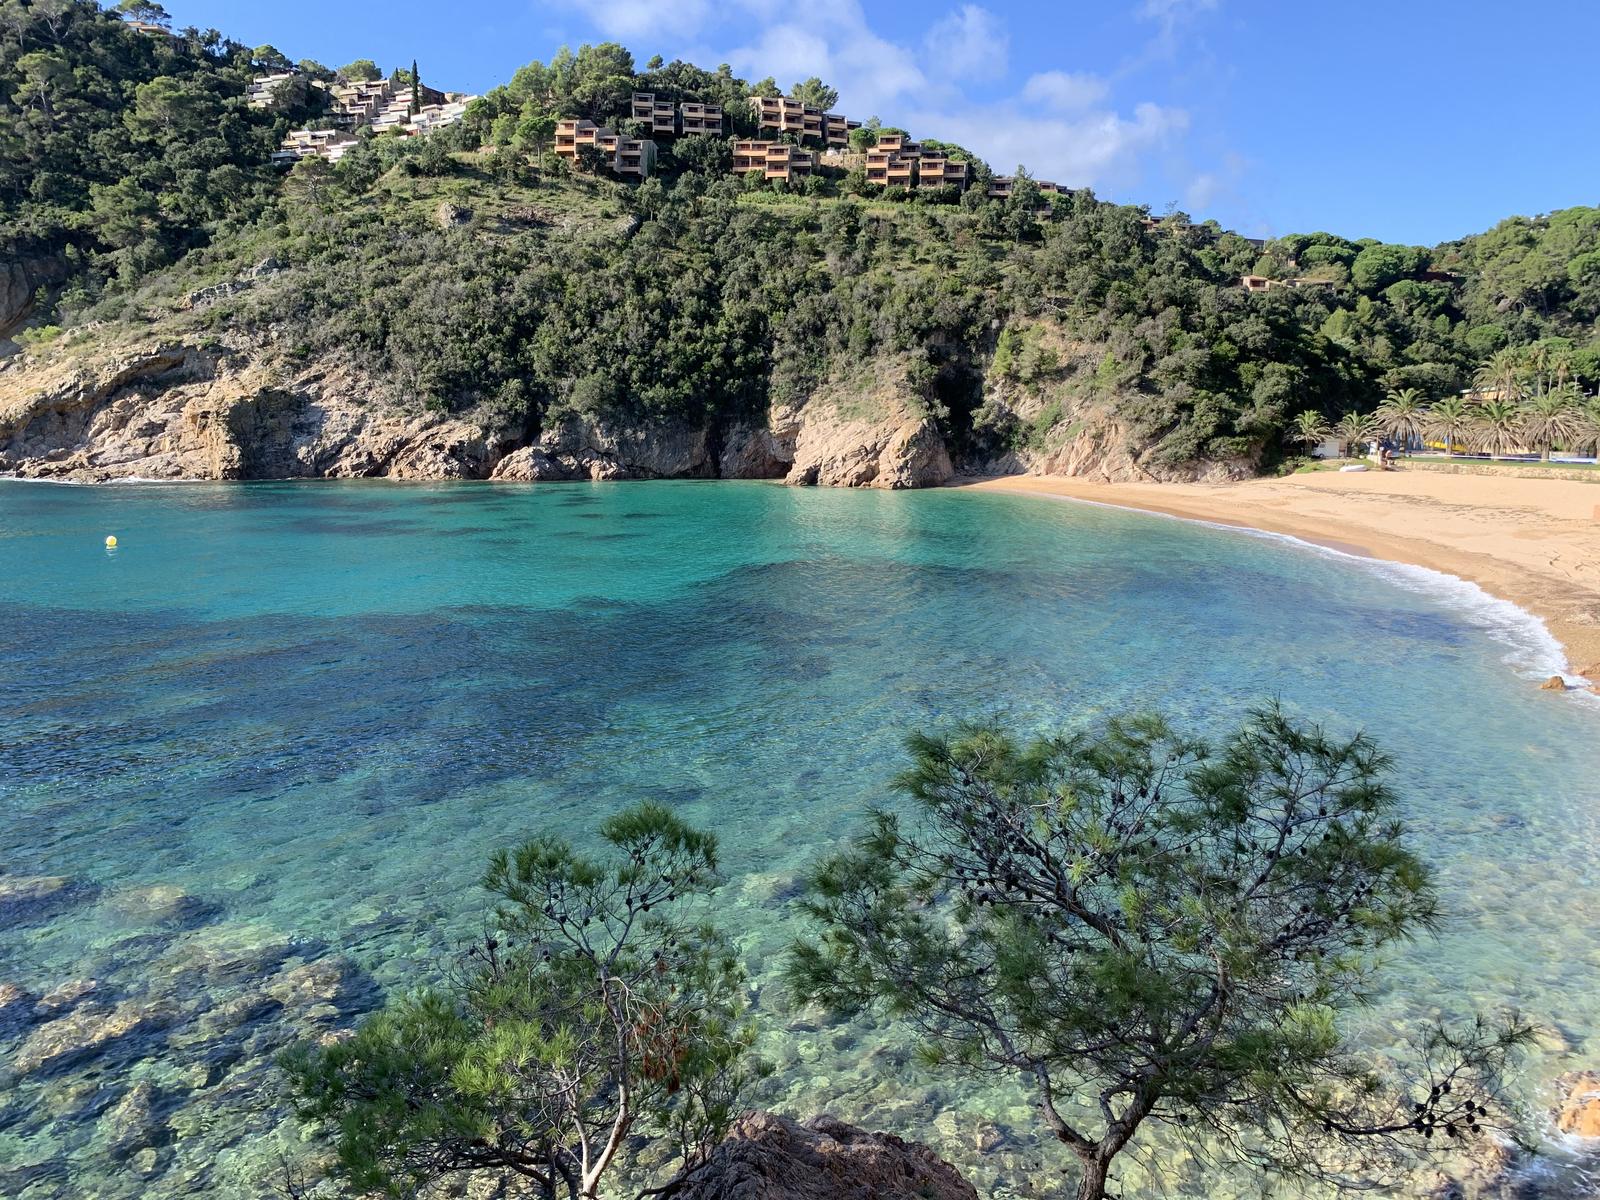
[0,341,959,488]
[0,332,1241,487]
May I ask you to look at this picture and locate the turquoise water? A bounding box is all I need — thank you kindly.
[1,479,1597,1198]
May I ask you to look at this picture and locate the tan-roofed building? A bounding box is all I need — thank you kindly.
[750,97,857,146]
[679,102,723,136]
[916,155,969,190]
[988,176,1067,202]
[821,113,860,147]
[733,139,814,183]
[630,92,677,136]
[554,118,600,159]
[614,137,656,178]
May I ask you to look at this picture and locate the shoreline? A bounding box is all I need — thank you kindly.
[953,472,1600,687]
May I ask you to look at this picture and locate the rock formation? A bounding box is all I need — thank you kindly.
[671,1111,977,1200]
[1556,1070,1600,1138]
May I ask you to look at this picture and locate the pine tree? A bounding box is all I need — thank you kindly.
[410,58,421,116]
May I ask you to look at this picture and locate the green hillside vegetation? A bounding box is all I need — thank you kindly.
[5,1,1600,471]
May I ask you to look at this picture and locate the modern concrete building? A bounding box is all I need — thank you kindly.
[247,73,299,109]
[987,176,1066,200]
[821,113,861,147]
[733,139,814,183]
[750,97,857,146]
[679,101,724,136]
[916,155,969,190]
[630,92,678,136]
[555,118,600,159]
[271,128,358,165]
[555,119,654,176]
[613,136,657,178]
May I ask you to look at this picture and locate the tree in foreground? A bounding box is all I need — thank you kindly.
[787,706,1529,1200]
[283,804,756,1199]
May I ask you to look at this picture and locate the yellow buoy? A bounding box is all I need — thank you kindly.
[105,535,118,549]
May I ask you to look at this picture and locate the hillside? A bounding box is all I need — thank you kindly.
[3,2,1599,484]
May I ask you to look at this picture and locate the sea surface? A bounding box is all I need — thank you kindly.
[1,479,1597,1198]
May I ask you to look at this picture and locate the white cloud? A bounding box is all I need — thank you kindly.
[722,1,926,115]
[1020,70,1109,112]
[556,0,711,42]
[553,0,1201,200]
[923,5,1009,83]
[913,98,1188,189]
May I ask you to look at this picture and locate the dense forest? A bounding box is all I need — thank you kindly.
[4,0,1599,471]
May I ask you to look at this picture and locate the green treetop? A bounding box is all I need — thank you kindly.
[283,803,758,1199]
[789,75,839,111]
[787,706,1528,1200]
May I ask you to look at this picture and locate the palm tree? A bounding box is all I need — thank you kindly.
[1578,395,1600,462]
[1426,395,1472,457]
[1471,397,1525,459]
[1333,411,1374,458]
[1374,387,1429,453]
[1520,383,1584,462]
[1287,410,1331,454]
[1474,346,1525,402]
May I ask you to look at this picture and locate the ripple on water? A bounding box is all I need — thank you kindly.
[0,480,1597,1198]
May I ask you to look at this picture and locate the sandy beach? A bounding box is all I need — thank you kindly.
[957,469,1600,680]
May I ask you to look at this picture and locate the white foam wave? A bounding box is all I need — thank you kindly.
[1054,494,1597,705]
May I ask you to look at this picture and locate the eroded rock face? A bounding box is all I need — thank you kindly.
[0,346,497,482]
[1,249,69,332]
[777,399,953,491]
[491,413,714,482]
[674,1111,977,1200]
[1557,1071,1600,1137]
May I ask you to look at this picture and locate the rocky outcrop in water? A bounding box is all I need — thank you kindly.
[673,1111,977,1200]
[1556,1071,1600,1137]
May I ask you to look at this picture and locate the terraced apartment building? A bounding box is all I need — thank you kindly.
[749,96,860,147]
[732,140,816,183]
[555,119,657,178]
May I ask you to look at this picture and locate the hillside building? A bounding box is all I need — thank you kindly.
[679,102,724,136]
[630,93,678,136]
[915,154,968,190]
[733,140,814,183]
[555,119,655,176]
[987,176,1066,200]
[749,96,858,146]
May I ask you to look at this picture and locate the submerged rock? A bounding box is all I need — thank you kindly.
[108,883,205,925]
[0,874,85,924]
[153,922,297,988]
[33,978,98,1017]
[672,1110,977,1200]
[12,1000,177,1075]
[1556,1071,1600,1137]
[0,982,33,1033]
[101,1081,165,1158]
[265,955,369,1013]
[1540,675,1567,691]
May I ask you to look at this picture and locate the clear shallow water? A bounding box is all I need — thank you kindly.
[1,479,1597,1198]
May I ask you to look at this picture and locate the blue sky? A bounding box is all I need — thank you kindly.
[163,1,1599,246]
